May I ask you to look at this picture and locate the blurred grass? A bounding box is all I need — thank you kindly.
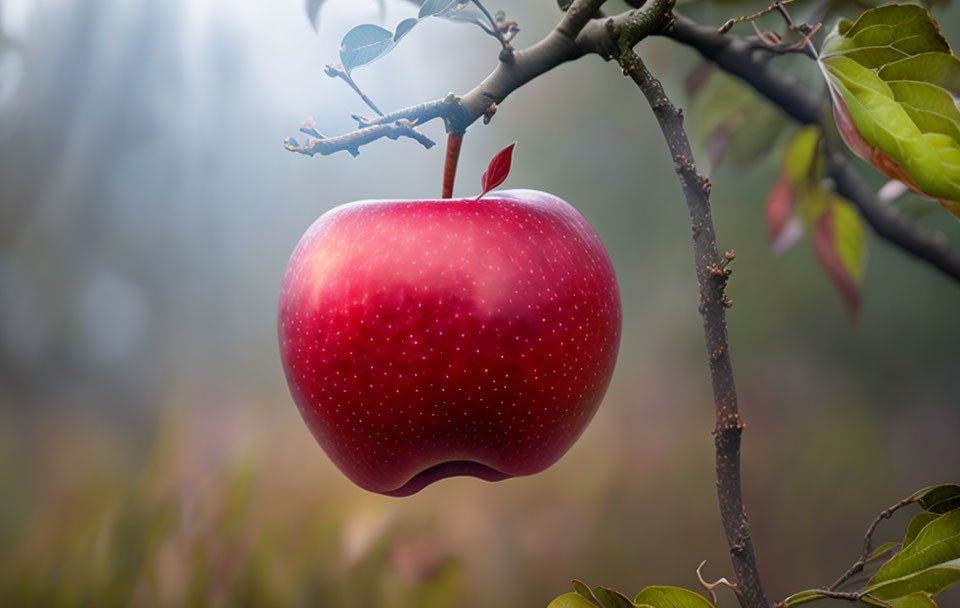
[1,384,959,607]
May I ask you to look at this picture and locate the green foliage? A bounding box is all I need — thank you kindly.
[549,592,603,608]
[547,581,715,608]
[689,65,787,169]
[912,484,960,513]
[335,1,504,74]
[633,586,714,607]
[766,126,868,315]
[781,484,960,607]
[819,3,960,218]
[868,510,960,599]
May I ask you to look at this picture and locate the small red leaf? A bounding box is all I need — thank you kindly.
[811,202,861,317]
[766,173,794,243]
[478,143,515,199]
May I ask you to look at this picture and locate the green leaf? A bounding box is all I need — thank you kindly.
[633,586,715,608]
[693,71,786,168]
[767,127,822,254]
[905,513,942,548]
[572,580,601,607]
[888,592,939,607]
[549,593,604,608]
[419,0,460,18]
[783,126,822,184]
[868,542,903,564]
[819,3,960,219]
[912,484,960,514]
[868,509,960,598]
[594,587,638,608]
[805,192,867,315]
[393,17,419,42]
[340,24,395,73]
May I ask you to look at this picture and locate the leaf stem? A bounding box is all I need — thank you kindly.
[470,0,511,50]
[718,0,800,34]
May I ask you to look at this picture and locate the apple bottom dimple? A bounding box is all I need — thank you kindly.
[380,461,512,497]
[283,281,618,496]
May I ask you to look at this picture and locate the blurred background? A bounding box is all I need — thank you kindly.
[1,0,958,606]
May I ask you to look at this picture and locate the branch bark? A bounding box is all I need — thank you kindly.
[613,3,768,606]
[627,56,768,608]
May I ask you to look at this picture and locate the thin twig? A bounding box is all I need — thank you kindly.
[324,64,384,117]
[829,497,913,591]
[718,0,799,34]
[613,2,768,606]
[697,560,743,605]
[284,119,434,157]
[769,1,819,59]
[773,589,894,608]
[470,0,511,50]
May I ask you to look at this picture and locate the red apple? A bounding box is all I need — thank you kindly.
[277,189,621,496]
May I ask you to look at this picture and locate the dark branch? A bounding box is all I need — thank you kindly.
[664,14,960,285]
[613,3,768,607]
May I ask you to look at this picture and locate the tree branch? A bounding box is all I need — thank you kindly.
[324,63,384,117]
[287,0,612,155]
[284,119,435,157]
[664,14,960,285]
[291,4,960,286]
[613,3,768,607]
[828,496,913,591]
[773,589,894,608]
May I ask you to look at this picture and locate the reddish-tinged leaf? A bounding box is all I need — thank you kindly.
[819,4,960,218]
[478,143,515,199]
[767,173,794,243]
[832,97,922,193]
[811,197,865,317]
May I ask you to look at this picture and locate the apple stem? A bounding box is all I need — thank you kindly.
[442,132,464,199]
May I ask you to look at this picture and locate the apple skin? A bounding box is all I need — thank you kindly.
[278,189,621,496]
